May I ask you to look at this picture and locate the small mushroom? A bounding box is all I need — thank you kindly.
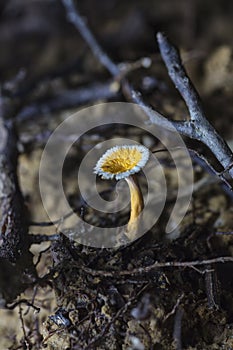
[94,145,149,239]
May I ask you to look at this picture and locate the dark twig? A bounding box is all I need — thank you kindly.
[7,299,40,312]
[19,305,31,350]
[0,117,30,260]
[29,209,75,227]
[154,146,233,196]
[34,246,51,269]
[0,92,36,267]
[24,285,39,316]
[0,89,37,303]
[16,81,119,122]
[29,233,60,244]
[61,0,120,77]
[187,148,233,192]
[60,0,181,136]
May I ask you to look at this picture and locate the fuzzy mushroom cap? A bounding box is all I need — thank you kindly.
[94,145,149,180]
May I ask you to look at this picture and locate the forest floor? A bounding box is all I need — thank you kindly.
[0,0,233,349]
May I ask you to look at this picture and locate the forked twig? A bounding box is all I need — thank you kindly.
[157,32,233,179]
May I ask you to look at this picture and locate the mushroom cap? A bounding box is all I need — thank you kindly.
[94,144,149,180]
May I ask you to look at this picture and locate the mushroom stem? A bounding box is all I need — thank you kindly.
[125,174,144,236]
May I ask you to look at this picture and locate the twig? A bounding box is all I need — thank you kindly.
[24,285,39,316]
[60,0,183,136]
[34,246,51,268]
[29,209,75,227]
[139,324,153,350]
[16,80,119,122]
[204,265,219,309]
[7,299,40,312]
[163,293,184,323]
[157,32,233,179]
[80,256,233,278]
[215,231,233,235]
[61,0,120,77]
[153,146,233,194]
[187,148,233,192]
[123,76,233,186]
[29,233,60,244]
[19,305,31,350]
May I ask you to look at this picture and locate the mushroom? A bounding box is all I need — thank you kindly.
[94,145,149,239]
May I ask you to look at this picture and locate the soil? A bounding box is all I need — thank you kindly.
[0,0,233,349]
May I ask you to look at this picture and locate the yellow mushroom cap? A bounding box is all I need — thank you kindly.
[94,145,149,180]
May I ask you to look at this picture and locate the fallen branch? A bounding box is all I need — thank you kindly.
[0,92,37,302]
[0,117,30,260]
[81,256,233,278]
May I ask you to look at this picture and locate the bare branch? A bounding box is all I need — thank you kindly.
[157,32,233,179]
[16,81,119,122]
[61,0,120,77]
[81,256,233,278]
